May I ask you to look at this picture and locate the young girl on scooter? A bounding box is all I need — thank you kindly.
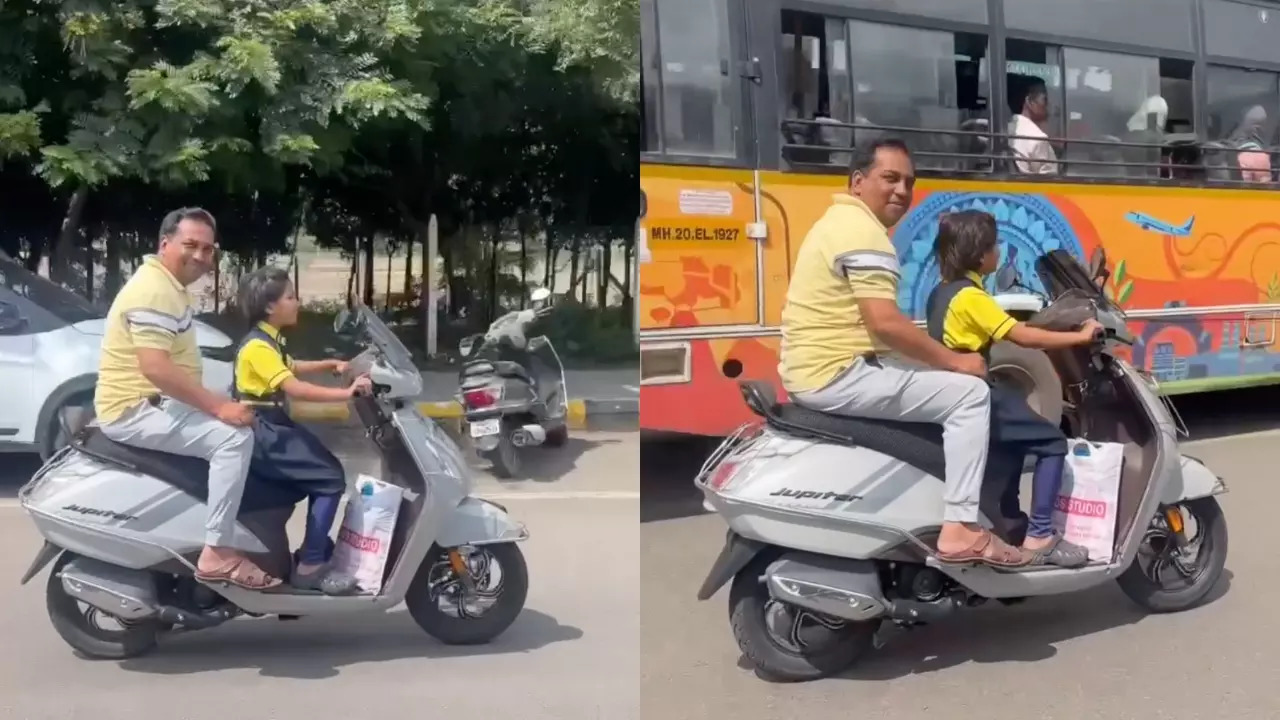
[928,210,1101,568]
[235,267,373,594]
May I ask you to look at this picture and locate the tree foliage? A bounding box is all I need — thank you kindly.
[0,0,640,327]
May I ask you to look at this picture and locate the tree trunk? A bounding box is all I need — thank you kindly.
[569,236,580,302]
[347,246,358,303]
[597,242,611,308]
[520,227,528,307]
[403,238,414,297]
[104,232,122,301]
[52,186,90,284]
[362,236,375,306]
[384,245,393,311]
[213,256,221,313]
[489,226,499,322]
[84,235,95,302]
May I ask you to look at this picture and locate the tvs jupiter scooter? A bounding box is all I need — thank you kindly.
[18,303,530,659]
[457,287,569,478]
[695,248,1229,682]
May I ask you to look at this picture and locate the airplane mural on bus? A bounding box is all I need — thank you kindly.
[1125,211,1195,237]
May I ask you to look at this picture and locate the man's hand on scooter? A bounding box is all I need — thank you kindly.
[347,374,373,397]
[949,351,987,378]
[330,359,350,376]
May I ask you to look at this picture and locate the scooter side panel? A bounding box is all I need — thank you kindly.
[711,434,950,559]
[23,453,271,569]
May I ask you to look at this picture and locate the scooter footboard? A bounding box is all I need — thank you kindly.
[436,497,530,547]
[764,551,888,623]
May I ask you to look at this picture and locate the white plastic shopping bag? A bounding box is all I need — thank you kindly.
[1052,439,1125,563]
[331,474,404,594]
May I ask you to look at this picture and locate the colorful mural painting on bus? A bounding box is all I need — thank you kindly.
[639,167,1280,434]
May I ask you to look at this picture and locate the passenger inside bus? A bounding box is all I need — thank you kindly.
[1008,82,1059,175]
[1230,105,1272,183]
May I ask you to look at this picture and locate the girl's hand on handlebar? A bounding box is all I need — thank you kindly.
[347,374,373,396]
[1076,319,1104,344]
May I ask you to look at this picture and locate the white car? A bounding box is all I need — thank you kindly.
[0,255,234,458]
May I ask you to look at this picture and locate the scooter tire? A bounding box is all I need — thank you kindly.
[1116,496,1228,613]
[728,559,876,682]
[46,553,160,660]
[406,543,529,645]
[483,434,522,479]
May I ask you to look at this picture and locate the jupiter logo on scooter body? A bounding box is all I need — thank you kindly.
[768,487,864,503]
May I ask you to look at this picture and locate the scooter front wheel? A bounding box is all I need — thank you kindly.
[728,557,877,682]
[406,542,529,645]
[46,553,160,660]
[1116,496,1228,613]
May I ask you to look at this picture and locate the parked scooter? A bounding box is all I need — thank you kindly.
[18,303,530,659]
[457,287,569,478]
[695,248,1229,682]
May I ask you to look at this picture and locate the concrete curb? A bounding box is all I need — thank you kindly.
[292,397,639,431]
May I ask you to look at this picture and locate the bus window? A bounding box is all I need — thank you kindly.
[1004,0,1194,53]
[844,21,991,172]
[1204,0,1280,66]
[1059,50,1192,178]
[1206,65,1279,183]
[641,0,660,152]
[778,10,855,167]
[652,0,737,157]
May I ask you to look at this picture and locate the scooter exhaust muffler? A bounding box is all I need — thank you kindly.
[765,554,888,623]
[58,557,159,621]
[511,424,547,447]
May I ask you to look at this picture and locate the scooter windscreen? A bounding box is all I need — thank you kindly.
[349,304,423,398]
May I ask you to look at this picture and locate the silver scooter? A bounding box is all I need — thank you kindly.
[695,248,1229,682]
[457,287,569,478]
[18,303,530,659]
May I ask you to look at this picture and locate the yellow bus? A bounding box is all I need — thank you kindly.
[639,0,1280,436]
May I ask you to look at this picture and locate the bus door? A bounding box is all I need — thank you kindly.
[638,0,765,332]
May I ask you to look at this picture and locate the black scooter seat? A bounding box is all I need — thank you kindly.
[738,380,946,480]
[462,360,531,383]
[77,428,305,513]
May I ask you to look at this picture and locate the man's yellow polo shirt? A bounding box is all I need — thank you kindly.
[779,194,900,394]
[937,271,1018,351]
[96,256,203,423]
[235,322,296,399]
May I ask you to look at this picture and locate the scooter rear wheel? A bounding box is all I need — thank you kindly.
[483,432,522,478]
[46,553,160,660]
[728,557,877,682]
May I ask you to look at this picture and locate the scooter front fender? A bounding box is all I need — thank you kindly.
[436,497,529,547]
[1166,454,1228,504]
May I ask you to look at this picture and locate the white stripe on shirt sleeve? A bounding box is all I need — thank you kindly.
[833,250,900,278]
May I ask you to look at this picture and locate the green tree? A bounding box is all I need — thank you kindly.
[3,0,431,281]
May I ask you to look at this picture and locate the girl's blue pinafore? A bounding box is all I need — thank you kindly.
[234,326,346,565]
[925,278,1068,541]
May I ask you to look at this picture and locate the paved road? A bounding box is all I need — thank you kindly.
[0,431,638,720]
[640,386,1280,720]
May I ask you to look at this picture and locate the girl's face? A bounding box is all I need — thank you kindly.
[266,282,300,328]
[979,244,1000,275]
